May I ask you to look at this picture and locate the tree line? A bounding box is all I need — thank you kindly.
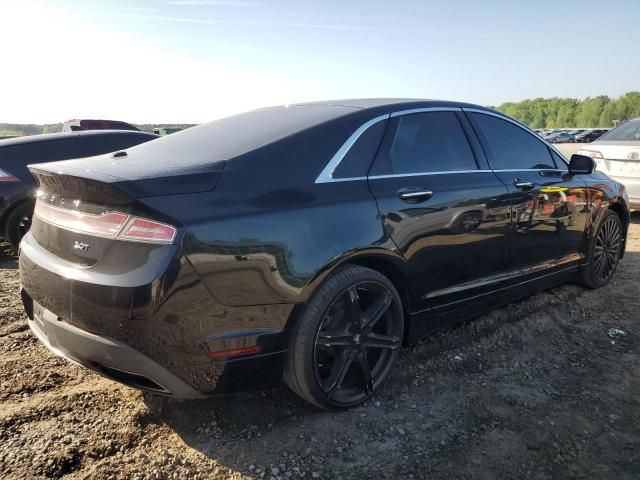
[493,91,640,128]
[3,93,640,136]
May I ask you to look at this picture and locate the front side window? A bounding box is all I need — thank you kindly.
[371,111,477,175]
[470,113,555,170]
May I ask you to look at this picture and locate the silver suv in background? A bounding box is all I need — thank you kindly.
[577,118,640,209]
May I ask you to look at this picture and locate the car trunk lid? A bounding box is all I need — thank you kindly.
[582,143,640,178]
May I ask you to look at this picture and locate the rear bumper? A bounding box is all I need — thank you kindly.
[26,296,205,398]
[19,231,294,398]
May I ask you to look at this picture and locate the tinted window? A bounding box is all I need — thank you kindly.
[599,119,640,141]
[470,113,555,170]
[109,122,137,131]
[333,119,386,178]
[371,112,477,175]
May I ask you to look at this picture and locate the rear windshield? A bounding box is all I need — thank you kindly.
[123,104,356,167]
[599,119,640,141]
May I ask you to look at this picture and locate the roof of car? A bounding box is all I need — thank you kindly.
[289,98,492,111]
[0,130,158,147]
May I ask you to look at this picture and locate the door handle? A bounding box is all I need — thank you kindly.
[513,180,535,191]
[397,188,433,202]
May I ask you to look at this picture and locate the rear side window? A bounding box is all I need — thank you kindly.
[86,121,103,130]
[470,113,555,170]
[109,122,137,131]
[333,119,386,179]
[370,111,477,175]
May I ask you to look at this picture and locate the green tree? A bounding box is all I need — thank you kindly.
[495,91,640,128]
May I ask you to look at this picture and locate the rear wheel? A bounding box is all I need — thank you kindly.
[4,202,34,251]
[285,265,404,410]
[580,210,623,288]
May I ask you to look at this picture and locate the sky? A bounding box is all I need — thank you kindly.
[1,0,639,124]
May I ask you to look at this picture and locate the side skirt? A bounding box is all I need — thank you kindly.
[405,265,580,345]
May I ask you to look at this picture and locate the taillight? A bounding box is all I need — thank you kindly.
[33,201,176,244]
[576,149,603,159]
[118,217,176,243]
[34,202,129,237]
[0,168,19,182]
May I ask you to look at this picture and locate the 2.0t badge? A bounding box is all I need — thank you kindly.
[73,241,91,251]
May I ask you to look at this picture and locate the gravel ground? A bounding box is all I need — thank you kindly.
[1,214,640,480]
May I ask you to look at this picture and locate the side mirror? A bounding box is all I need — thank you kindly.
[569,154,596,174]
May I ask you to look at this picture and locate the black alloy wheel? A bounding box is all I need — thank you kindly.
[314,281,402,404]
[285,265,404,410]
[581,210,623,288]
[592,214,622,282]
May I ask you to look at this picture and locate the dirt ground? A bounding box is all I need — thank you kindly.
[1,214,639,480]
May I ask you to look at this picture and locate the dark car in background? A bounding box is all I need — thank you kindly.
[0,130,158,249]
[19,99,629,410]
[575,129,607,143]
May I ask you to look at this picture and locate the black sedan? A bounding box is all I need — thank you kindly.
[574,129,607,143]
[0,130,158,249]
[19,99,630,410]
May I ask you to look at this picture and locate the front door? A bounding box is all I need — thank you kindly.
[367,109,512,311]
[466,110,589,272]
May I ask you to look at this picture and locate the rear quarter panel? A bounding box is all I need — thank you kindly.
[582,171,630,255]
[139,113,418,309]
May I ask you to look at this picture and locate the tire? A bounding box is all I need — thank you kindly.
[4,202,34,252]
[284,265,404,410]
[580,210,623,289]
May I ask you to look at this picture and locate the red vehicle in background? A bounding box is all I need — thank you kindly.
[62,119,139,132]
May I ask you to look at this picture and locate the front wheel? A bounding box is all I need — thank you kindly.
[580,210,623,288]
[284,265,404,410]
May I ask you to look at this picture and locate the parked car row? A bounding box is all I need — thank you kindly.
[9,99,632,410]
[533,128,609,143]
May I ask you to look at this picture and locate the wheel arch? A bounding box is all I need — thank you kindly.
[608,198,630,258]
[285,247,420,344]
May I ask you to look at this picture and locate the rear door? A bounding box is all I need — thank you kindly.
[367,108,512,311]
[466,110,589,272]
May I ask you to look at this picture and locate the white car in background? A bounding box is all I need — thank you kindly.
[577,118,640,209]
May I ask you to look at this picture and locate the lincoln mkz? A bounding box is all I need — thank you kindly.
[19,99,630,409]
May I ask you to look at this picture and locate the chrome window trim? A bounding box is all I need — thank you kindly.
[315,107,465,184]
[314,106,572,184]
[491,168,569,173]
[390,106,462,117]
[314,114,390,184]
[462,108,570,168]
[369,170,492,180]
